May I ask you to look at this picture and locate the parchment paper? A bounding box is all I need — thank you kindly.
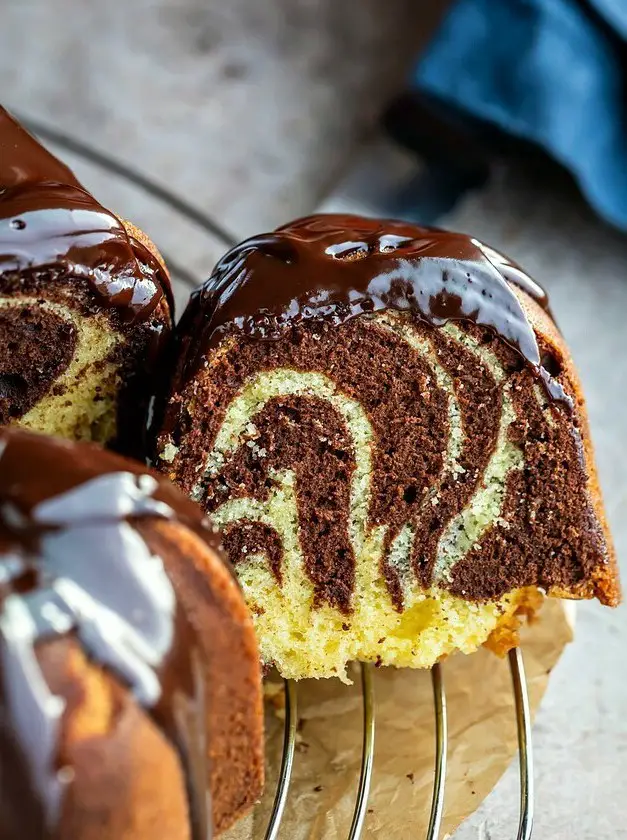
[227,599,574,840]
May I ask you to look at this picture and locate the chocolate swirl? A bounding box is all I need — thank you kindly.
[0,428,224,839]
[176,316,578,609]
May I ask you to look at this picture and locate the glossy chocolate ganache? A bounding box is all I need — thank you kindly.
[0,429,224,840]
[175,213,568,407]
[0,106,171,322]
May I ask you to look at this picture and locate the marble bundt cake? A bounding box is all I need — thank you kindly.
[157,214,619,681]
[0,428,263,838]
[0,106,172,455]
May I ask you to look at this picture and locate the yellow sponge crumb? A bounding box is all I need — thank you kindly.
[235,522,540,682]
[0,298,123,444]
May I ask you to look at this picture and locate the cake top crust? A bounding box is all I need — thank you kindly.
[0,106,172,324]
[178,214,568,407]
[0,428,225,839]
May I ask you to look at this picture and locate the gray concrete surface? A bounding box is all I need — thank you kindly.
[2,0,441,241]
[1,2,626,837]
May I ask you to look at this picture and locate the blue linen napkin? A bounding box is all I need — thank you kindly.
[413,0,627,230]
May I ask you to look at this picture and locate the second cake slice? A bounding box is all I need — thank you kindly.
[0,106,172,455]
[157,214,619,680]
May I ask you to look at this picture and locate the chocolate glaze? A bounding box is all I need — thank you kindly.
[0,428,225,839]
[0,106,172,322]
[177,214,569,408]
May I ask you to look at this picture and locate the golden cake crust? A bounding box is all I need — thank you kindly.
[514,287,619,607]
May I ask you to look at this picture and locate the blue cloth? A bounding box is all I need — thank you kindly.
[413,0,627,230]
[592,0,627,38]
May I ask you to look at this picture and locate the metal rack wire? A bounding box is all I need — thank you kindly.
[22,114,535,840]
[264,650,532,840]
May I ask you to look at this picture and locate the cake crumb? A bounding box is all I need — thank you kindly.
[160,442,179,462]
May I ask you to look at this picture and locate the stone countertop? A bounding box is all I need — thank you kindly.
[2,0,442,297]
[1,0,439,240]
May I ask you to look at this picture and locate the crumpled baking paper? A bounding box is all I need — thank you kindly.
[226,599,573,839]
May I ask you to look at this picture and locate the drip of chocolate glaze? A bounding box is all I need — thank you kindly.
[0,106,172,322]
[178,214,569,409]
[0,428,225,839]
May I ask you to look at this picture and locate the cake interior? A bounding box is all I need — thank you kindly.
[0,296,123,443]
[161,311,610,681]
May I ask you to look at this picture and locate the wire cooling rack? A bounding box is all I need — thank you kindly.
[264,651,532,840]
[19,113,535,840]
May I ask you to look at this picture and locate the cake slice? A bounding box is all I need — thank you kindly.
[0,427,264,838]
[0,106,172,456]
[157,214,619,681]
